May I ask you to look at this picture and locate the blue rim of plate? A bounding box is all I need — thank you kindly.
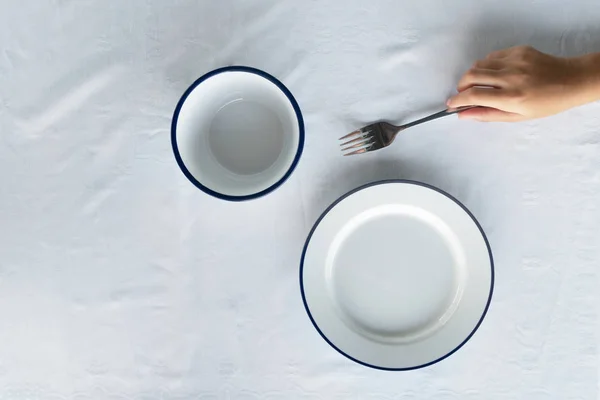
[299,179,494,371]
[171,66,305,202]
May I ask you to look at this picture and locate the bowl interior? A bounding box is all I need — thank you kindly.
[174,70,300,198]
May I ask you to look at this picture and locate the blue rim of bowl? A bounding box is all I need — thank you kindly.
[299,179,495,371]
[171,66,304,201]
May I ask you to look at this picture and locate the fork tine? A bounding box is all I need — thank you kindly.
[340,134,371,148]
[339,125,372,140]
[341,138,374,152]
[339,130,362,140]
[343,147,369,156]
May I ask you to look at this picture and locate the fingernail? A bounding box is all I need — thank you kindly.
[446,99,452,106]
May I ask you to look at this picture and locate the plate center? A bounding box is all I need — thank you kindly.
[208,99,284,176]
[330,208,459,339]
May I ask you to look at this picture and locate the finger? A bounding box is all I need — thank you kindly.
[447,87,511,110]
[458,107,523,122]
[457,68,506,92]
[473,59,506,70]
[485,47,516,59]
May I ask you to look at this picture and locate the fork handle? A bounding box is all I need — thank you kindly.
[400,106,476,130]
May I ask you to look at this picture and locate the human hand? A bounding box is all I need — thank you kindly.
[447,45,600,122]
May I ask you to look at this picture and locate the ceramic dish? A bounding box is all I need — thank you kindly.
[300,180,494,370]
[171,66,304,201]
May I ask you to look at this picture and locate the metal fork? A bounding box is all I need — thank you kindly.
[339,106,475,156]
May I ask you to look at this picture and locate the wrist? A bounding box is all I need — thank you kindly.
[571,53,600,103]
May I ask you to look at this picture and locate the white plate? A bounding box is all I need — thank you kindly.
[300,180,493,370]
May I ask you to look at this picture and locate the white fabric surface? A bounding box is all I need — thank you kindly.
[1,1,599,398]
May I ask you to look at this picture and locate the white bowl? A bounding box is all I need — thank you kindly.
[171,66,304,201]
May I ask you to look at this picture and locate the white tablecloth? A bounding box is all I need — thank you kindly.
[1,1,600,398]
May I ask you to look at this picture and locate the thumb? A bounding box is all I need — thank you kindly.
[458,107,523,122]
